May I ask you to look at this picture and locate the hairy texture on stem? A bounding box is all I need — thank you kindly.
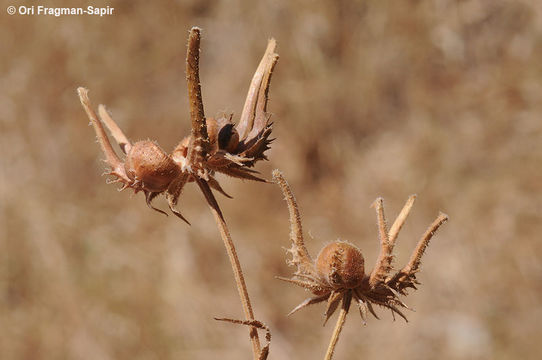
[369,198,393,288]
[77,88,124,175]
[272,170,317,278]
[186,27,210,165]
[406,212,449,272]
[388,212,449,294]
[77,88,137,189]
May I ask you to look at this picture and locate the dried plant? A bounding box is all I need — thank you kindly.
[77,24,449,360]
[78,27,278,360]
[215,318,272,360]
[77,29,277,224]
[273,170,448,360]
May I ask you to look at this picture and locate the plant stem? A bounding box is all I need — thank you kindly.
[196,179,261,359]
[210,206,262,358]
[324,292,352,360]
[404,212,449,274]
[186,27,261,359]
[272,170,314,271]
[186,27,210,163]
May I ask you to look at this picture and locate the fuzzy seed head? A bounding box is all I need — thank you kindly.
[124,140,180,192]
[316,241,365,290]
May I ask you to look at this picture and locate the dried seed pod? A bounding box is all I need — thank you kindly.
[124,140,181,192]
[217,123,240,153]
[316,241,365,290]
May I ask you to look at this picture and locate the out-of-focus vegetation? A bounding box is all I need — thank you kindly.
[1,1,541,359]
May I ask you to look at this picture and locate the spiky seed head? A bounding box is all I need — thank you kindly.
[124,140,181,192]
[316,241,365,290]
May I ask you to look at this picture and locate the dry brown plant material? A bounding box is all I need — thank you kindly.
[78,29,277,224]
[215,318,272,360]
[273,170,448,360]
[78,27,278,360]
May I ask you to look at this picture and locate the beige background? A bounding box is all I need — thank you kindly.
[1,1,541,359]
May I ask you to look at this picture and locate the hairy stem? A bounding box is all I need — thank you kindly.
[324,291,352,360]
[195,179,261,359]
[370,198,392,287]
[77,88,131,184]
[404,212,449,274]
[272,170,315,276]
[186,28,261,358]
[77,88,122,169]
[186,27,210,162]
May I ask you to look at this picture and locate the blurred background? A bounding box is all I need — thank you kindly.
[1,0,541,359]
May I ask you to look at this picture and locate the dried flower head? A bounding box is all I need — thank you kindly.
[78,27,278,224]
[273,169,448,358]
[78,28,279,359]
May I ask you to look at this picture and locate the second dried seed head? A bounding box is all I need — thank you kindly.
[273,169,448,324]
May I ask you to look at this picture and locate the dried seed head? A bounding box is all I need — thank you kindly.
[316,241,365,290]
[124,140,181,192]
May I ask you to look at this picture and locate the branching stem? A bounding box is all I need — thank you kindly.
[195,179,261,359]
